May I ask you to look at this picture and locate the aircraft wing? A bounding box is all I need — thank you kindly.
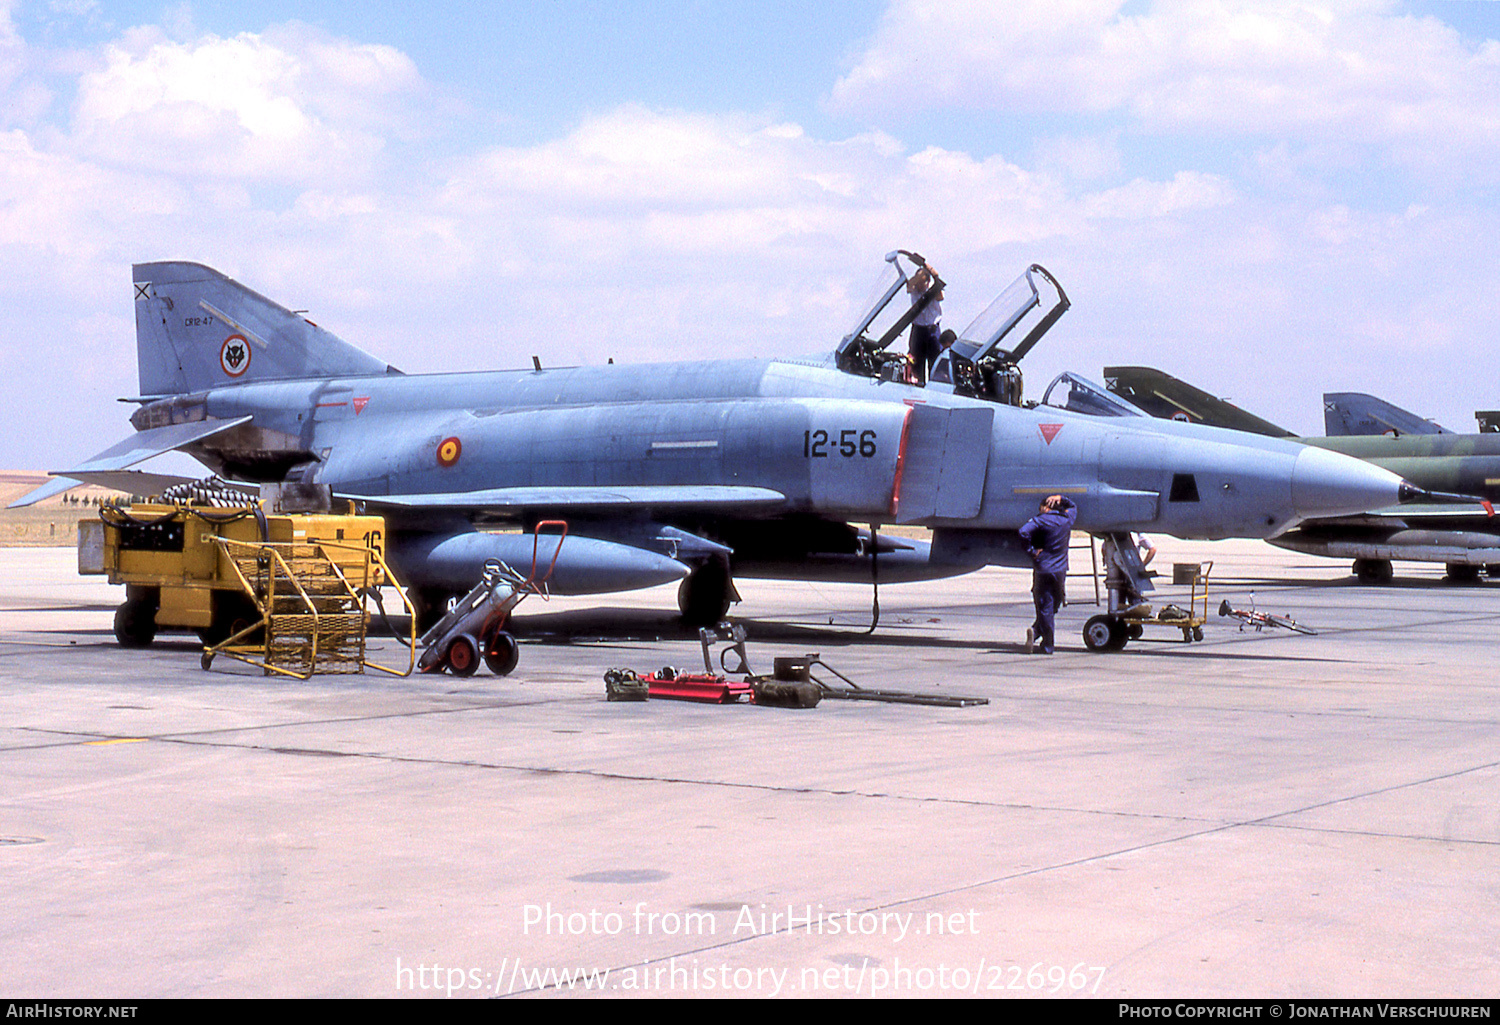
[356,485,788,515]
[8,417,253,508]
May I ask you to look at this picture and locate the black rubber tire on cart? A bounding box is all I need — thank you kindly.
[446,635,480,677]
[484,631,520,676]
[113,600,157,648]
[198,591,261,646]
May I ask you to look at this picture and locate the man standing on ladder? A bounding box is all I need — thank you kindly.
[1020,494,1077,654]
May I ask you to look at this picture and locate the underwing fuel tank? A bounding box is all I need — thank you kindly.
[1271,527,1500,566]
[388,530,690,596]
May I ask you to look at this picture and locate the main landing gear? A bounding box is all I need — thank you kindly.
[678,561,736,627]
[1352,559,1394,584]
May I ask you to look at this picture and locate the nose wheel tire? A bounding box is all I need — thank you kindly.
[1083,615,1127,652]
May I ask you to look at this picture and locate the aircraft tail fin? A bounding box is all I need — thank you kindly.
[133,262,399,397]
[1323,392,1450,437]
[1102,366,1295,438]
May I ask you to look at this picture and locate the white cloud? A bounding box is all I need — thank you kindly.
[68,23,424,182]
[0,0,25,94]
[832,0,1500,179]
[1083,170,1235,219]
[441,106,1082,255]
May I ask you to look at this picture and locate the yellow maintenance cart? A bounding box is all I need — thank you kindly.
[79,499,414,678]
[1081,560,1213,652]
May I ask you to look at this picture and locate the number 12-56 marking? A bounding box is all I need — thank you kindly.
[804,429,877,458]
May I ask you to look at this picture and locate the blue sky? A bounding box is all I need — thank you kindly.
[3,0,1500,468]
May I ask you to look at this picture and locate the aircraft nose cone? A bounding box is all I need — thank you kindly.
[1291,446,1405,518]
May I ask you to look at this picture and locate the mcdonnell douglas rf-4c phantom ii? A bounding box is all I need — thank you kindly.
[13,255,1424,638]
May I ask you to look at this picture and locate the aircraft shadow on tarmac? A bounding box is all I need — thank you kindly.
[26,609,1356,665]
[502,607,1350,664]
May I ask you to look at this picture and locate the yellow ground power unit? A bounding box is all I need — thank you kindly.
[79,500,414,678]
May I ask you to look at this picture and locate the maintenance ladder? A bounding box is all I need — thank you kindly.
[204,537,414,679]
[1068,532,1101,606]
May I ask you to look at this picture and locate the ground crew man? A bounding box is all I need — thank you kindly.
[1019,494,1077,654]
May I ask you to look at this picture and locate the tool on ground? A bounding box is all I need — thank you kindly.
[604,622,987,708]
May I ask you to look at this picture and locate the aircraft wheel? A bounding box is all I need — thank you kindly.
[113,600,157,648]
[484,631,520,676]
[1445,563,1482,584]
[413,589,457,634]
[1083,615,1117,652]
[446,635,480,677]
[1353,559,1393,584]
[678,562,732,627]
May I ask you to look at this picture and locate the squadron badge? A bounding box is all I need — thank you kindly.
[219,335,250,378]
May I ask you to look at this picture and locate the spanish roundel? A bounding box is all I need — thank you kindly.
[436,436,462,467]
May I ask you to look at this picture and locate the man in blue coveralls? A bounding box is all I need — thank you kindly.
[1019,494,1077,654]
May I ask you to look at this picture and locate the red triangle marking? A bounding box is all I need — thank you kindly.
[1039,423,1063,444]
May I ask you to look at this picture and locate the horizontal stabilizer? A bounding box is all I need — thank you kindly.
[9,418,251,508]
[356,485,787,514]
[7,475,79,508]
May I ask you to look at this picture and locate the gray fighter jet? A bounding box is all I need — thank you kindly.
[13,259,1413,633]
[1104,366,1500,583]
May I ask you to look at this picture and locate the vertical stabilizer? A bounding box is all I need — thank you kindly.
[133,262,398,397]
[1323,393,1450,437]
[1102,366,1295,438]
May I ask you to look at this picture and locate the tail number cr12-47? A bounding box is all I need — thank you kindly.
[804,429,877,458]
